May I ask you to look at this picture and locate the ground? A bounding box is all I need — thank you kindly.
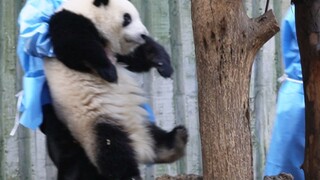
[156,174,203,180]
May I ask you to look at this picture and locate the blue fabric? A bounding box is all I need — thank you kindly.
[141,103,155,123]
[281,7,302,81]
[264,6,305,180]
[17,0,64,129]
[17,0,155,130]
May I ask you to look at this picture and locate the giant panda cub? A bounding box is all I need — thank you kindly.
[43,0,188,179]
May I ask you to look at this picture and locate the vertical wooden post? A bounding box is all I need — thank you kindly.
[294,0,320,179]
[191,0,279,179]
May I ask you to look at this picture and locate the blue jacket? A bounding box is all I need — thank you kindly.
[17,0,64,129]
[264,6,305,180]
[281,6,302,81]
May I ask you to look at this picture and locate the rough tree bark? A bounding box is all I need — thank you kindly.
[191,0,279,179]
[293,0,320,179]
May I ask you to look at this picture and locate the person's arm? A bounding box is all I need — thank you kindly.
[281,7,300,68]
[18,0,58,58]
[16,0,61,130]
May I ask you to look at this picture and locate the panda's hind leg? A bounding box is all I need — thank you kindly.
[95,122,141,180]
[149,124,188,163]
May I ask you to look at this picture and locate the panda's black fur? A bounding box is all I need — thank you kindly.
[42,0,188,179]
[49,9,118,83]
[41,105,107,180]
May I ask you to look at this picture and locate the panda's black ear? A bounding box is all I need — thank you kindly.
[93,0,109,7]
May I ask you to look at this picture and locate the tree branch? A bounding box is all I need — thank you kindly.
[249,10,280,53]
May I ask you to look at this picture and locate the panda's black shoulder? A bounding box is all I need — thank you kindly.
[49,10,105,46]
[48,9,108,74]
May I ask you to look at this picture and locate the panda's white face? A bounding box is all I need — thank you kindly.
[62,0,149,55]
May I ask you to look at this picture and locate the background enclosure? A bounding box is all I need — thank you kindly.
[0,0,290,179]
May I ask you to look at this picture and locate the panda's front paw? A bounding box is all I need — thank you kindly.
[153,55,173,78]
[97,65,118,82]
[143,36,174,78]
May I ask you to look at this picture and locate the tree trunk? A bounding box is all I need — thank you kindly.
[191,0,279,179]
[293,0,320,179]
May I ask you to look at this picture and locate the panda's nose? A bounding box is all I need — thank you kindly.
[141,34,147,40]
[141,27,149,38]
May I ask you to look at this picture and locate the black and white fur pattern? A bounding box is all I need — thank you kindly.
[50,0,150,82]
[44,0,187,179]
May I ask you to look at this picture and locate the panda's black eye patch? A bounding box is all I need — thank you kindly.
[123,13,132,27]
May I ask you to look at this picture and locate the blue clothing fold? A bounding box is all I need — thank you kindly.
[265,81,305,179]
[281,7,302,81]
[264,6,305,180]
[17,0,63,129]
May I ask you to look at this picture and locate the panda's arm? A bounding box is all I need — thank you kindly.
[117,36,173,78]
[49,10,117,82]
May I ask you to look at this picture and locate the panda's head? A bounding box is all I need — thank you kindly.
[62,0,149,55]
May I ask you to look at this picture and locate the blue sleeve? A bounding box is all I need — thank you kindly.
[16,0,62,130]
[281,6,301,75]
[18,0,58,58]
[140,103,156,123]
[281,14,294,60]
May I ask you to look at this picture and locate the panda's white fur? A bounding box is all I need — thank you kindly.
[45,0,187,178]
[44,59,156,165]
[61,0,148,55]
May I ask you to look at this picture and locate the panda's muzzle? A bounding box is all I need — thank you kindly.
[125,34,146,45]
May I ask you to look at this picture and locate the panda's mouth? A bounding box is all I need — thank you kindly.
[124,37,145,45]
[125,38,138,45]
